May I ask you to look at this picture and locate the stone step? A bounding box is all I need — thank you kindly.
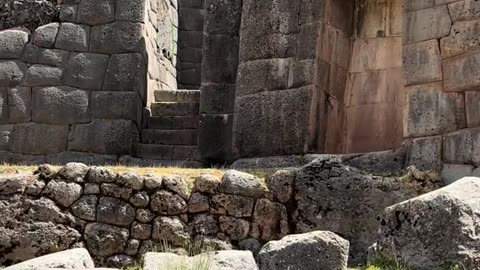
[134,144,198,160]
[141,129,198,145]
[147,115,199,129]
[154,89,200,103]
[151,102,199,116]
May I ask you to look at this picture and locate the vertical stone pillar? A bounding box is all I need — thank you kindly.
[197,0,242,163]
[232,0,339,158]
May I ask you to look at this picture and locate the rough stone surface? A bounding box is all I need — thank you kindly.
[90,22,144,54]
[11,123,68,155]
[68,119,133,155]
[152,216,190,246]
[63,52,109,90]
[71,195,97,221]
[32,86,90,124]
[211,194,254,218]
[84,223,129,257]
[151,190,187,215]
[2,248,94,270]
[97,197,135,226]
[24,65,62,86]
[257,231,349,270]
[251,199,289,241]
[0,30,29,59]
[193,174,220,194]
[266,170,295,203]
[77,0,116,26]
[0,60,27,87]
[33,23,59,48]
[43,179,82,208]
[103,53,143,91]
[219,170,264,198]
[55,23,90,52]
[376,177,480,270]
[293,158,437,263]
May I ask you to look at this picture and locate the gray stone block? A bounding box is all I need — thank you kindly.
[179,68,201,86]
[202,34,239,84]
[0,125,13,150]
[63,52,109,90]
[92,91,139,120]
[32,86,90,124]
[33,23,59,48]
[0,61,26,87]
[116,0,146,22]
[77,0,115,25]
[179,8,204,31]
[103,53,143,91]
[443,128,480,166]
[11,123,68,154]
[233,87,312,158]
[22,45,69,67]
[441,164,474,185]
[405,83,465,137]
[236,58,290,97]
[0,29,29,59]
[7,87,31,123]
[55,23,90,52]
[68,119,133,155]
[198,113,233,163]
[407,136,442,172]
[23,65,62,86]
[179,31,203,48]
[200,83,235,114]
[179,0,204,9]
[179,47,203,63]
[59,4,78,23]
[405,6,452,44]
[239,32,297,62]
[90,22,144,54]
[204,0,242,35]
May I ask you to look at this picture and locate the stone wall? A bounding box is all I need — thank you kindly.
[0,164,289,267]
[232,0,329,158]
[0,0,149,164]
[402,0,480,183]
[0,156,437,267]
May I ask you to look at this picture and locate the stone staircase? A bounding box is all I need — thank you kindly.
[134,90,201,167]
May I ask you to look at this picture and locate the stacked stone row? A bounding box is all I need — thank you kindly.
[403,0,480,183]
[0,163,293,267]
[0,0,149,164]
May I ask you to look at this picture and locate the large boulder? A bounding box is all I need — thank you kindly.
[0,196,81,265]
[374,177,480,270]
[257,231,349,270]
[143,250,258,270]
[3,248,94,270]
[293,158,440,263]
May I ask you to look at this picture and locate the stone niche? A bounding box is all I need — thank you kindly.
[231,0,404,158]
